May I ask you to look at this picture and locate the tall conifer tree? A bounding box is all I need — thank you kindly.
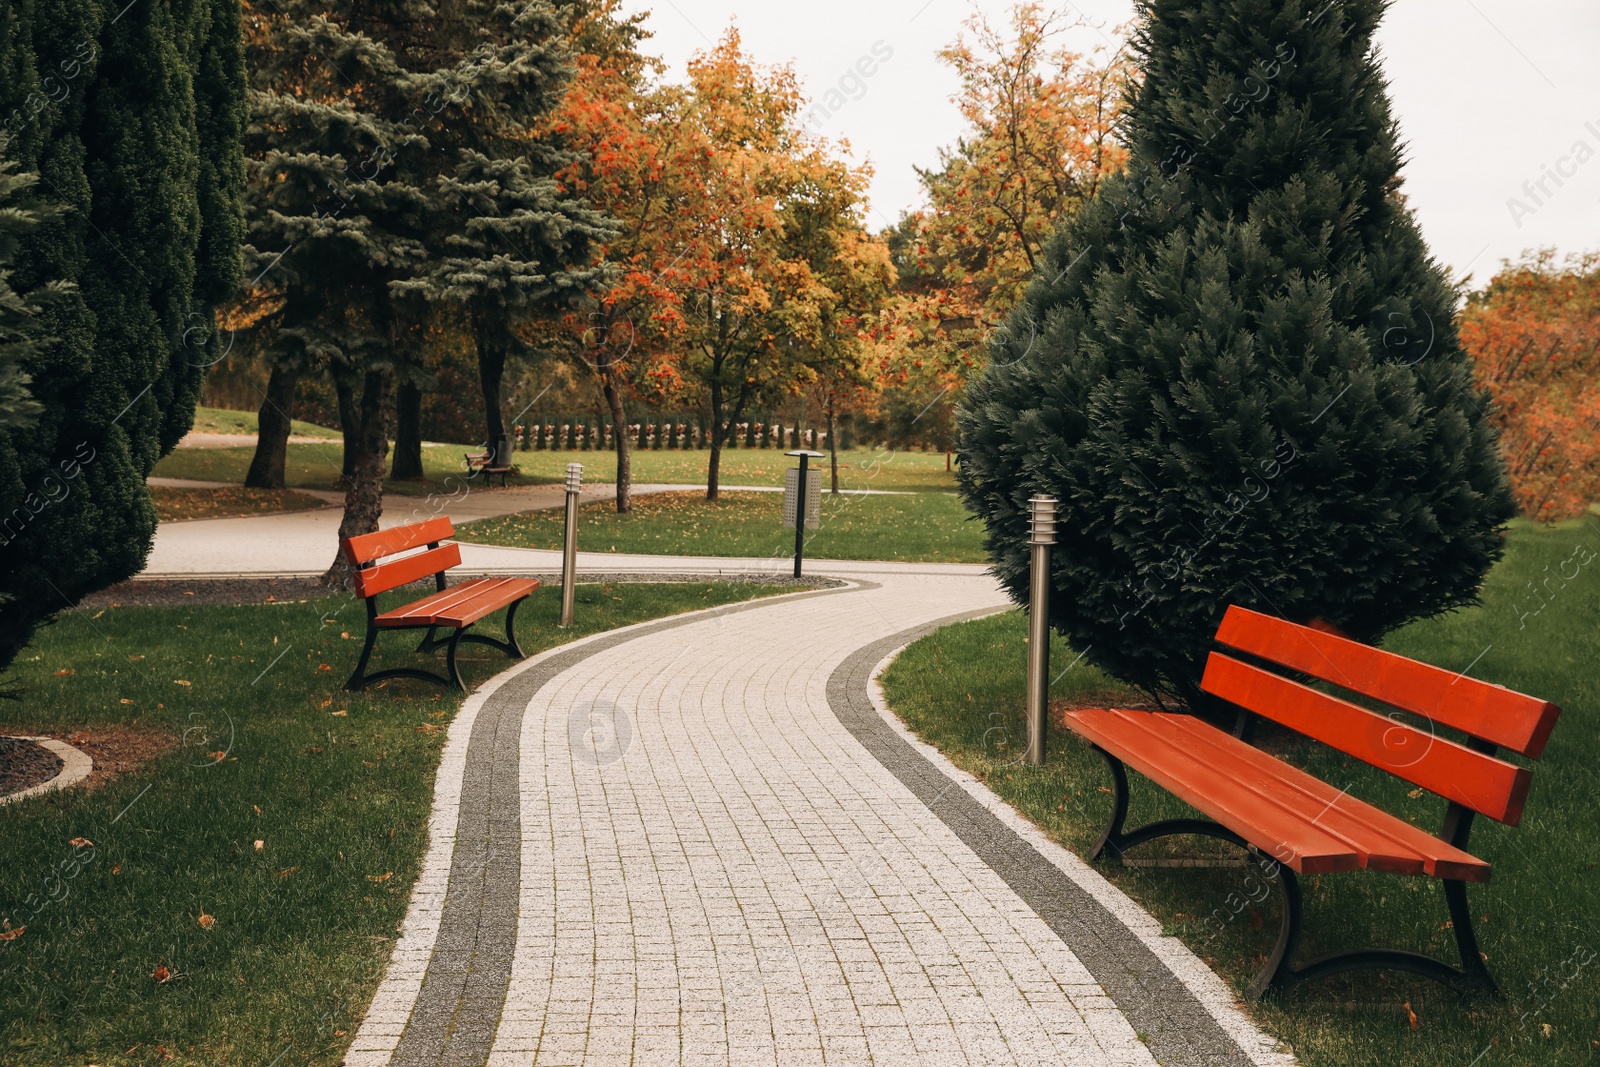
[957,0,1515,704]
[239,0,610,569]
[0,0,244,676]
[404,0,615,468]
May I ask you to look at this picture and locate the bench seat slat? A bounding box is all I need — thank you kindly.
[1202,652,1534,826]
[375,577,539,629]
[354,543,462,599]
[1063,707,1363,875]
[343,517,455,566]
[1214,605,1560,759]
[1148,714,1490,882]
[375,582,489,626]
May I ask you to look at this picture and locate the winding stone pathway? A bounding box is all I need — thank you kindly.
[345,568,1293,1067]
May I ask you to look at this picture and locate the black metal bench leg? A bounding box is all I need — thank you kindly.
[503,597,525,658]
[346,626,380,691]
[1446,879,1496,993]
[445,626,466,691]
[1089,746,1131,861]
[416,626,444,653]
[1250,865,1303,1001]
[1086,745,1307,1000]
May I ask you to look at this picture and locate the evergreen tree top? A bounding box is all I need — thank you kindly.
[957,0,1514,702]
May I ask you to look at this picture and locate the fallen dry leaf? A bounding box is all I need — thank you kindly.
[151,965,171,983]
[415,723,441,733]
[331,710,347,717]
[1407,788,1424,799]
[0,924,24,942]
[318,664,331,671]
[69,837,94,849]
[253,840,264,851]
[252,805,261,816]
[92,609,105,619]
[1403,1001,1418,1030]
[112,864,121,875]
[54,669,74,677]
[207,751,226,761]
[275,867,298,879]
[319,699,333,708]
[119,698,136,706]
[174,680,191,687]
[366,872,392,883]
[197,912,216,929]
[128,654,143,662]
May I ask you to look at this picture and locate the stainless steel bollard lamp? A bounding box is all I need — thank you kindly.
[560,463,582,627]
[1025,495,1057,766]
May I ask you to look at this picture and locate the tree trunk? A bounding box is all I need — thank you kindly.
[324,368,393,590]
[478,335,508,465]
[244,362,298,489]
[602,372,632,514]
[335,375,359,479]
[706,379,722,501]
[827,396,839,495]
[391,379,424,480]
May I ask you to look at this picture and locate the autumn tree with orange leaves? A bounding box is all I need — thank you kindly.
[548,26,889,504]
[876,4,1132,441]
[1461,250,1600,521]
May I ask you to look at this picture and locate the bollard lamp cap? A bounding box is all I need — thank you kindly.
[565,462,583,491]
[1028,495,1058,545]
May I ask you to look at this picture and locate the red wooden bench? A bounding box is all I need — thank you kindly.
[341,517,539,691]
[464,450,516,487]
[1064,604,1561,1001]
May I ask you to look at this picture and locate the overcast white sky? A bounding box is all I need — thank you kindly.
[618,0,1600,284]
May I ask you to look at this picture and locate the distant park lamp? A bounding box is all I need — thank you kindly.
[1026,495,1057,766]
[560,463,582,627]
[784,450,825,578]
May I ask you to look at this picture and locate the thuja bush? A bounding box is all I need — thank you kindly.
[957,0,1515,705]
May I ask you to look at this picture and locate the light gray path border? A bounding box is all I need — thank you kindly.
[386,582,855,1067]
[367,590,1286,1067]
[831,622,1293,1067]
[0,736,93,805]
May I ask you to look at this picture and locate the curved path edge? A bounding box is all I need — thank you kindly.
[836,625,1294,1067]
[0,736,94,806]
[348,590,1294,1067]
[346,581,862,1066]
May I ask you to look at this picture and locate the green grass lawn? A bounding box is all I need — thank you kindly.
[514,446,961,492]
[154,434,962,497]
[879,517,1600,1066]
[189,406,341,440]
[153,443,490,498]
[0,580,789,1066]
[456,488,988,563]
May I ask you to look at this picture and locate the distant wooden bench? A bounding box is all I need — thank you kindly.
[464,450,516,487]
[1064,604,1561,1001]
[341,517,539,691]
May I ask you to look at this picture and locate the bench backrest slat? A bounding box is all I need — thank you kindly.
[1202,652,1534,825]
[1214,606,1560,758]
[343,517,456,567]
[353,542,462,599]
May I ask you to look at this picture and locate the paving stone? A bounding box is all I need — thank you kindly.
[346,570,1291,1067]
